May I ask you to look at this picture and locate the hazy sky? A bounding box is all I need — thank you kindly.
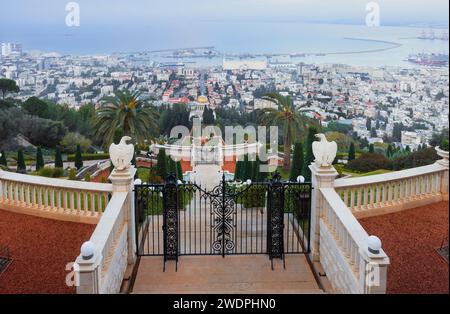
[0,0,448,27]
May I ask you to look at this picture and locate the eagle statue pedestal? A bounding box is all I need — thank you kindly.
[108,136,137,265]
[308,134,339,263]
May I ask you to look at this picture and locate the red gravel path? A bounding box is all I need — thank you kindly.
[0,210,95,294]
[359,202,449,294]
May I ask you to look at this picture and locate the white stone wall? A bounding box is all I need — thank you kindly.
[99,225,128,294]
[319,220,362,294]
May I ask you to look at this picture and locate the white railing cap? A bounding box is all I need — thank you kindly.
[0,171,113,192]
[335,163,446,189]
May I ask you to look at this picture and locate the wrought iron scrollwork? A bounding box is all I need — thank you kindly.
[267,172,285,269]
[163,174,179,271]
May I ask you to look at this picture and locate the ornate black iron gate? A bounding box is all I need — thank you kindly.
[134,173,311,270]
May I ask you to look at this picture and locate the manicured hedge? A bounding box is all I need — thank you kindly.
[346,153,392,173]
[34,167,64,178]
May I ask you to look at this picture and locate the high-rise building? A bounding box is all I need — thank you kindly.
[1,43,22,57]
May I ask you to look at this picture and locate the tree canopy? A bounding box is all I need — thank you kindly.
[0,78,19,100]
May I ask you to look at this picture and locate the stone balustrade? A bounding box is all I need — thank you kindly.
[0,170,112,224]
[334,162,448,218]
[75,165,137,294]
[319,188,389,293]
[75,191,129,294]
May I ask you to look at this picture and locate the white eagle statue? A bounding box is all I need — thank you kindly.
[312,133,337,168]
[109,136,134,171]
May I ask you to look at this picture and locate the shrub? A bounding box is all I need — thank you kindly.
[38,167,54,177]
[392,147,439,170]
[346,153,392,173]
[440,139,449,151]
[84,173,91,182]
[68,168,77,180]
[239,185,266,208]
[53,167,64,177]
[36,167,64,178]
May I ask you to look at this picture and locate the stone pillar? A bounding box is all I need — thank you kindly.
[75,255,98,294]
[359,248,390,294]
[309,163,338,262]
[109,166,137,265]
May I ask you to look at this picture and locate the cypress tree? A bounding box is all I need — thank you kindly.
[369,143,375,153]
[370,127,377,138]
[17,149,26,173]
[386,144,393,158]
[302,127,317,181]
[252,157,259,181]
[177,161,183,180]
[242,154,252,181]
[366,117,372,130]
[75,144,83,170]
[289,142,304,181]
[156,149,167,179]
[234,160,242,181]
[36,147,44,171]
[0,151,7,167]
[55,148,63,168]
[348,142,356,161]
[168,157,177,176]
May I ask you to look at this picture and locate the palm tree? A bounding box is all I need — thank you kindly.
[94,91,159,147]
[259,93,314,171]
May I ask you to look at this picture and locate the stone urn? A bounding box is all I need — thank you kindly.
[435,146,449,167]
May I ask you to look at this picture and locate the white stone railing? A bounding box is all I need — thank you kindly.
[75,165,137,294]
[319,187,389,294]
[0,170,112,223]
[334,162,448,218]
[76,191,129,294]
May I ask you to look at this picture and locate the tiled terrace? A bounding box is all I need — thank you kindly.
[0,209,94,294]
[359,202,449,294]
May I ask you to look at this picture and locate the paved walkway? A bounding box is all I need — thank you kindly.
[132,254,322,294]
[189,164,222,189]
[133,164,321,294]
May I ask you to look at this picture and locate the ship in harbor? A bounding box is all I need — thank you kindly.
[407,53,449,67]
[417,29,449,41]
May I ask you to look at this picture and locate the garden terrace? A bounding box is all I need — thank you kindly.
[359,201,449,294]
[0,209,94,294]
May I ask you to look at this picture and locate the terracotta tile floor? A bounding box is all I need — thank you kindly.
[359,202,449,294]
[0,210,95,294]
[132,254,322,294]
